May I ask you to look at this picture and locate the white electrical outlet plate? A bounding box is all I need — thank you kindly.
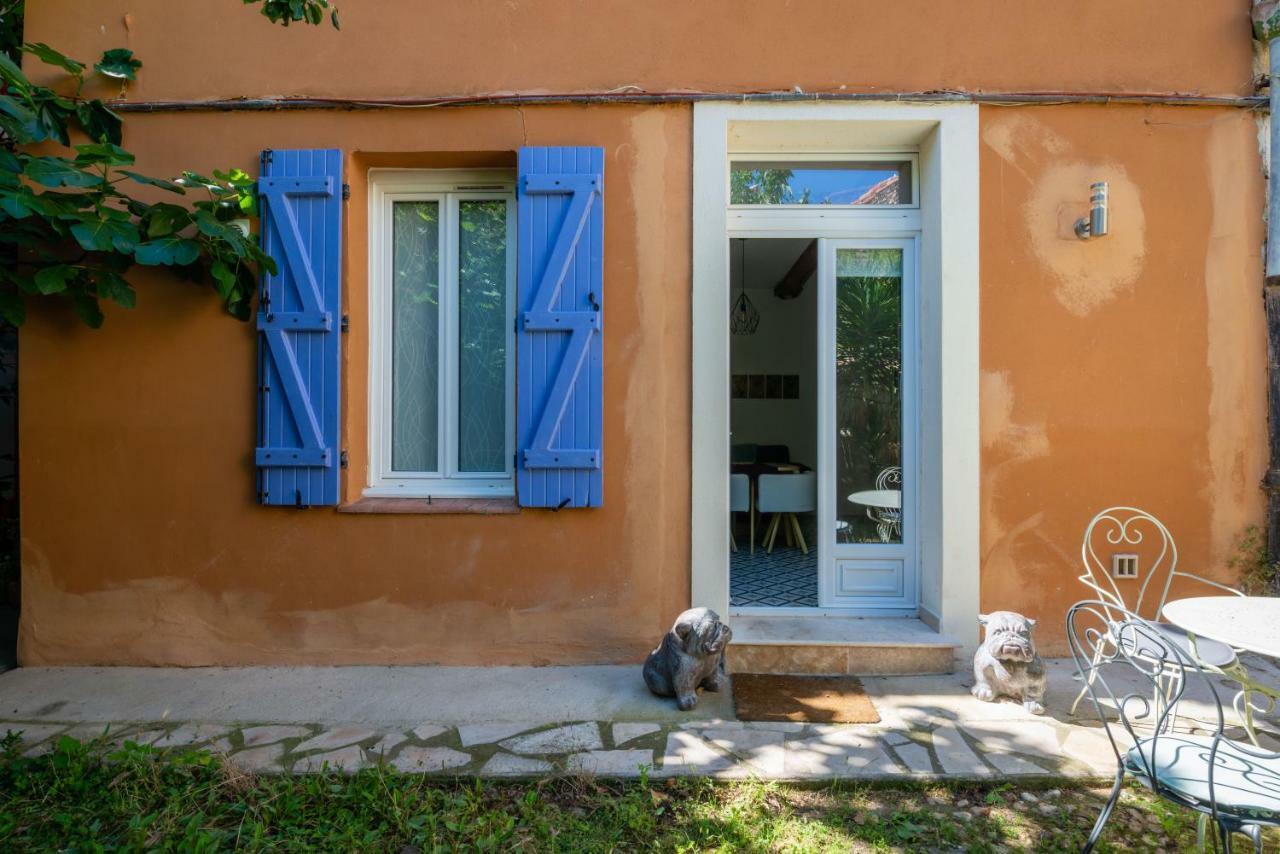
[1112,553,1139,579]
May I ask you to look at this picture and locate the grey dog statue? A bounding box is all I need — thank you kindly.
[971,611,1046,715]
[643,607,732,711]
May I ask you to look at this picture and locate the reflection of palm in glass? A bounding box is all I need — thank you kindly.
[834,249,903,545]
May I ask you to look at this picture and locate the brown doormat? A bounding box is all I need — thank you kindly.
[732,673,881,724]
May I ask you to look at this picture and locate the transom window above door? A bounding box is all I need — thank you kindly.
[367,170,516,498]
[730,157,916,207]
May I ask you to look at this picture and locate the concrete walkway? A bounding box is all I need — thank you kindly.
[1,658,1275,779]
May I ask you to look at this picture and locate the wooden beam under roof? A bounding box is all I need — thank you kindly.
[773,239,817,300]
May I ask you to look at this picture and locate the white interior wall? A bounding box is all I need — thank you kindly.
[729,240,818,468]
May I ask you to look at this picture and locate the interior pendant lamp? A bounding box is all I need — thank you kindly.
[730,239,760,335]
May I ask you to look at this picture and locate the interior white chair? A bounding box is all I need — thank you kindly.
[729,473,751,554]
[757,472,816,555]
[1072,506,1257,739]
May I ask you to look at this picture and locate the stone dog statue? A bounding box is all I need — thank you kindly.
[971,611,1047,715]
[643,607,732,711]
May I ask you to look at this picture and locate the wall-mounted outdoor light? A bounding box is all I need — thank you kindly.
[1074,181,1109,240]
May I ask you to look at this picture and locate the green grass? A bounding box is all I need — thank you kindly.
[0,734,1274,852]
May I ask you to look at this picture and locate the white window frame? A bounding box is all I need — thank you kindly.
[728,152,921,210]
[366,169,517,498]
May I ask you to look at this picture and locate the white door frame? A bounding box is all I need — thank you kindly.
[691,101,981,652]
[816,236,918,611]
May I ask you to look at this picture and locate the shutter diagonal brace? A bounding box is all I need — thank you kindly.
[255,331,327,464]
[256,174,335,470]
[525,174,596,314]
[260,177,331,315]
[522,172,601,471]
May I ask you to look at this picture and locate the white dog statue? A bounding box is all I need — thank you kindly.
[971,611,1046,715]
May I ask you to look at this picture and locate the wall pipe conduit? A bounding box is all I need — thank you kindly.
[1266,40,1280,565]
[106,90,1268,113]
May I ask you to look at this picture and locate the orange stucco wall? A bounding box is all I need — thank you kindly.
[15,2,1268,662]
[23,1,1257,100]
[978,106,1266,652]
[18,105,694,665]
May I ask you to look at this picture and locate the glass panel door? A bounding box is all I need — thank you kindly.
[817,238,917,609]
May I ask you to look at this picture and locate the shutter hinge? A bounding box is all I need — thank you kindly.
[342,182,350,201]
[294,488,306,509]
[261,149,273,167]
[340,450,349,469]
[341,314,349,333]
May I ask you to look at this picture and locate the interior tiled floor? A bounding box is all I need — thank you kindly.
[729,515,817,607]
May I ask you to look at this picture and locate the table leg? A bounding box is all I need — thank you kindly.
[1188,632,1279,746]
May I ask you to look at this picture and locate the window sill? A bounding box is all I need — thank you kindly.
[338,497,520,515]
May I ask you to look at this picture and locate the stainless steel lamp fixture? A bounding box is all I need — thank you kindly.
[1074,181,1109,240]
[730,238,760,335]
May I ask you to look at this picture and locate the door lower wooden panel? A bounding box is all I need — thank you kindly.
[835,559,904,599]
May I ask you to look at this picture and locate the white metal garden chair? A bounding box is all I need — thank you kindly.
[1071,507,1263,743]
[867,465,902,543]
[1070,601,1276,853]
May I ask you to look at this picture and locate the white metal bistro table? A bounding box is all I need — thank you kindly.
[1162,596,1280,659]
[1162,595,1280,743]
[847,489,901,510]
[847,489,902,543]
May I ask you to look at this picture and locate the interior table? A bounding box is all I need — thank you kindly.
[1162,596,1280,659]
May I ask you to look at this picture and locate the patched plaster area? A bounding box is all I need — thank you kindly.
[1203,114,1267,559]
[1024,162,1145,317]
[983,114,1147,317]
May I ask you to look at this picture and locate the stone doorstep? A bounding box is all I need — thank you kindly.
[726,615,960,677]
[728,642,956,676]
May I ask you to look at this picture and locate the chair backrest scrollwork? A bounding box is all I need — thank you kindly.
[1080,507,1177,623]
[874,465,902,491]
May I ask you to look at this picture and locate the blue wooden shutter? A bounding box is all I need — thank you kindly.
[255,149,343,507]
[516,147,604,508]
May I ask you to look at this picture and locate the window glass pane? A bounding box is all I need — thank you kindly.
[457,199,508,473]
[835,248,904,545]
[730,161,912,205]
[391,200,440,472]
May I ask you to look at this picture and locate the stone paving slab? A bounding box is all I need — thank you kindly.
[390,746,471,773]
[567,749,653,776]
[293,726,379,754]
[481,753,555,777]
[500,722,603,755]
[3,657,1277,780]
